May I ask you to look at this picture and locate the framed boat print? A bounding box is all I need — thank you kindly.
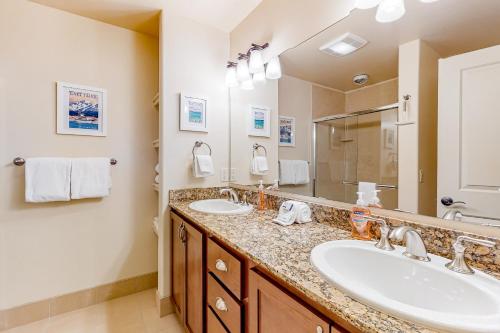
[248,105,271,137]
[56,82,107,136]
[180,93,208,132]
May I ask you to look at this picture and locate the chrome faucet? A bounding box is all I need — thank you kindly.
[390,226,430,261]
[220,188,239,203]
[445,236,495,274]
[368,217,395,251]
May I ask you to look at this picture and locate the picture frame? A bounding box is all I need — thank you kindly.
[279,116,295,147]
[180,93,208,132]
[57,82,107,136]
[248,105,271,137]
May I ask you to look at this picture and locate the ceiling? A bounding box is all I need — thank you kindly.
[30,0,263,36]
[281,0,500,91]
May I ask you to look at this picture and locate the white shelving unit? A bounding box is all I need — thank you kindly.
[152,139,159,148]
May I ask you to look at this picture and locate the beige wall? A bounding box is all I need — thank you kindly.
[230,0,353,61]
[345,79,399,113]
[278,76,313,196]
[158,14,230,298]
[312,85,345,119]
[0,0,159,309]
[230,82,279,186]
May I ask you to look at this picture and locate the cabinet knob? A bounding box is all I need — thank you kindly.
[215,297,228,312]
[215,259,228,272]
[316,326,323,333]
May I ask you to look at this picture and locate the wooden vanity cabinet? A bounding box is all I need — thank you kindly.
[171,213,204,333]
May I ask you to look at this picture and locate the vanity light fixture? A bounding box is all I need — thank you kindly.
[236,54,251,82]
[253,71,267,84]
[225,62,239,88]
[241,78,255,90]
[266,56,282,80]
[248,43,269,74]
[356,0,439,24]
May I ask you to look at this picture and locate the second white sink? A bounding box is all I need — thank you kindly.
[311,240,500,333]
[189,199,253,215]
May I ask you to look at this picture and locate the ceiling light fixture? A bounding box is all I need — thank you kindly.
[265,56,282,80]
[356,0,438,24]
[320,33,368,57]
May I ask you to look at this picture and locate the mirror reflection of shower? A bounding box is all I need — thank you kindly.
[314,104,398,209]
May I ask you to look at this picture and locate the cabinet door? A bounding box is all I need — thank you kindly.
[185,222,204,333]
[249,270,330,333]
[172,214,185,320]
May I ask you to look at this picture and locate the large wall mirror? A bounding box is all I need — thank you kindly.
[229,0,500,228]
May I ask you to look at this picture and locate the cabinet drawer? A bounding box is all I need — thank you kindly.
[207,273,241,333]
[207,307,229,333]
[207,238,242,299]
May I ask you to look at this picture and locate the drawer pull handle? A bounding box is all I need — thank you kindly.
[316,326,323,333]
[215,297,228,312]
[215,259,228,272]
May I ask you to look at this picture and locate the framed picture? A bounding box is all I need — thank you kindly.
[180,93,208,132]
[57,82,107,136]
[248,105,271,137]
[279,116,295,147]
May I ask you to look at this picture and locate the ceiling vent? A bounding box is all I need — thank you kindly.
[319,32,368,57]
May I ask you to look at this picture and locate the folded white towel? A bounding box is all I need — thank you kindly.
[359,182,376,203]
[279,160,310,185]
[154,163,160,174]
[193,155,214,178]
[273,201,312,226]
[154,174,160,184]
[289,201,312,223]
[25,158,71,203]
[251,156,269,175]
[71,158,111,199]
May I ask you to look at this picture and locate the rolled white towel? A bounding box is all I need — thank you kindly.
[289,200,312,223]
[155,163,160,174]
[154,174,160,184]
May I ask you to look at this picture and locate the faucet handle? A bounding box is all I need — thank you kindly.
[445,236,495,274]
[367,217,395,251]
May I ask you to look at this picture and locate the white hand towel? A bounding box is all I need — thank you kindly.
[71,158,111,199]
[293,160,310,185]
[154,174,160,184]
[251,156,269,175]
[359,182,376,203]
[154,163,160,174]
[289,201,312,223]
[278,160,295,185]
[193,155,214,178]
[25,158,71,203]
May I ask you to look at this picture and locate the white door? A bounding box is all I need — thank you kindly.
[438,45,500,225]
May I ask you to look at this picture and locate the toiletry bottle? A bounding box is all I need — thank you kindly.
[369,190,383,208]
[258,180,266,211]
[350,192,372,240]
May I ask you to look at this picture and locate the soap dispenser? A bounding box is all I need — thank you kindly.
[350,192,372,240]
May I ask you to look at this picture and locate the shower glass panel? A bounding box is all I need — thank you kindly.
[314,107,398,209]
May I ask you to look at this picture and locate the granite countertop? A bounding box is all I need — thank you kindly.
[169,200,438,333]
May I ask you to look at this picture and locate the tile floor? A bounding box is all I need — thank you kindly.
[2,289,183,333]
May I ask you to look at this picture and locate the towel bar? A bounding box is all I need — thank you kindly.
[13,157,118,166]
[192,141,212,160]
[252,143,267,158]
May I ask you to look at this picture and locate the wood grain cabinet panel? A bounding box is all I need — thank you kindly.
[248,269,331,333]
[207,273,241,333]
[207,238,243,299]
[207,307,230,333]
[171,214,185,319]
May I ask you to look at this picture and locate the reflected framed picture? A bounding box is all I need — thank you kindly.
[279,116,295,147]
[248,105,271,137]
[180,93,208,132]
[57,82,107,136]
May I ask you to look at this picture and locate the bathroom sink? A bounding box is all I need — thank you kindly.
[311,240,500,333]
[189,199,253,215]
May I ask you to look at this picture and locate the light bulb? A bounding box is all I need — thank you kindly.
[241,78,254,90]
[225,66,238,88]
[265,56,282,80]
[355,0,382,9]
[248,49,265,74]
[236,58,251,82]
[376,0,406,23]
[253,71,266,84]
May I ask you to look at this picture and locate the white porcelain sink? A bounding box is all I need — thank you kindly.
[189,199,253,215]
[311,240,500,333]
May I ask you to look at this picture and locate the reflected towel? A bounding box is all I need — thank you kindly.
[71,158,111,199]
[359,182,376,203]
[251,156,269,175]
[279,160,310,185]
[25,158,71,203]
[193,155,214,178]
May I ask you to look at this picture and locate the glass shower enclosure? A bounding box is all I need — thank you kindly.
[313,104,399,209]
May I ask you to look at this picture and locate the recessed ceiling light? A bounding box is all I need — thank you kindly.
[320,33,368,57]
